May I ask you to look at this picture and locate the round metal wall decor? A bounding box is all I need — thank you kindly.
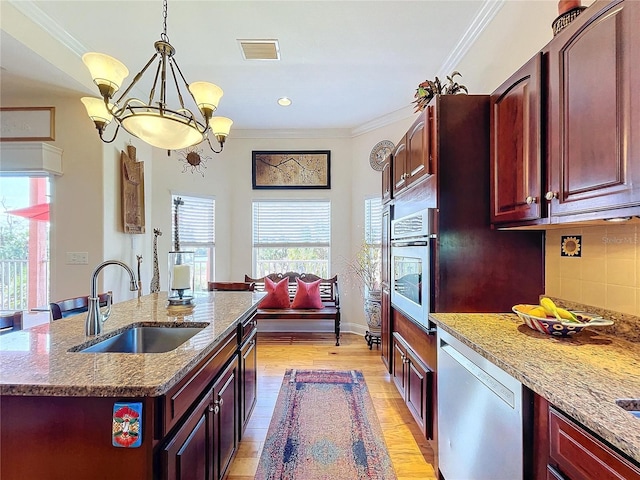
[369,140,394,171]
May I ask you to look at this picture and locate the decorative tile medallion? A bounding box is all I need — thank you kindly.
[561,235,582,257]
[112,402,142,448]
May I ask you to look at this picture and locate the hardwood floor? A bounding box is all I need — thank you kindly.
[226,332,437,480]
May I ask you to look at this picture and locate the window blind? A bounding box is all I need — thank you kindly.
[252,201,330,246]
[172,194,215,246]
[364,197,382,244]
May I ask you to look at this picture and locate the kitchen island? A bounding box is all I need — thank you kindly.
[0,291,263,480]
[431,311,640,477]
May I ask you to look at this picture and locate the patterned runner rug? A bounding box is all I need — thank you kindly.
[255,369,397,480]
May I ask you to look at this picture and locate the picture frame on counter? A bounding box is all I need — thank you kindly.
[0,107,55,141]
[252,150,331,189]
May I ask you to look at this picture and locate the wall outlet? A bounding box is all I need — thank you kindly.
[66,252,88,265]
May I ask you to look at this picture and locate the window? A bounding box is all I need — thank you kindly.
[364,196,383,290]
[252,200,331,277]
[0,176,49,310]
[364,197,382,246]
[171,194,215,292]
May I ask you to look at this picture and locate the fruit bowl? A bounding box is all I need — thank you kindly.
[512,304,614,337]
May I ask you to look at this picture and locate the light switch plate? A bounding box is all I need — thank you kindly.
[66,252,88,265]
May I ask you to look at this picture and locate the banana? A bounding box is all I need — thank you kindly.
[556,307,579,323]
[540,298,579,323]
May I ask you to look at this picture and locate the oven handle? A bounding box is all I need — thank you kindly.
[391,240,429,247]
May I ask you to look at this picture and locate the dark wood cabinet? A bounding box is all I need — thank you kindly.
[239,328,257,435]
[392,330,433,440]
[163,391,213,480]
[392,136,408,195]
[490,52,544,224]
[548,407,640,480]
[212,359,238,480]
[547,0,640,222]
[532,394,640,480]
[392,107,433,198]
[382,158,392,203]
[380,287,391,371]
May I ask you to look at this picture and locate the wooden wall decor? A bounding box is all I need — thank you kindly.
[121,145,145,234]
[252,150,331,189]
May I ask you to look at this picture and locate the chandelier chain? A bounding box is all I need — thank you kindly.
[161,0,169,42]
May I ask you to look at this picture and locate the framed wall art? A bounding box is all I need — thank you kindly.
[0,107,55,141]
[252,150,331,189]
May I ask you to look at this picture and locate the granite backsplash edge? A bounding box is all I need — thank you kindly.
[543,295,639,343]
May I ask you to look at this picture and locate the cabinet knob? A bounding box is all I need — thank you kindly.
[216,397,224,407]
[545,191,558,201]
[525,196,538,205]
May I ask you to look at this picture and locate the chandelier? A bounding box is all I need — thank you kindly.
[80,0,232,152]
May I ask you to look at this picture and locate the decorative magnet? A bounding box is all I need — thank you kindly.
[112,402,142,448]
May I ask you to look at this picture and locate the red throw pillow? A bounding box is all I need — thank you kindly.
[259,277,291,309]
[291,278,324,309]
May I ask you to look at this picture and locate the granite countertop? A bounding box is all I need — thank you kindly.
[0,291,264,398]
[430,312,640,465]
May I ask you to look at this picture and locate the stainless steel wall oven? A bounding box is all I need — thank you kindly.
[390,209,434,328]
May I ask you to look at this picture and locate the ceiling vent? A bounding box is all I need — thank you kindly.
[238,39,280,60]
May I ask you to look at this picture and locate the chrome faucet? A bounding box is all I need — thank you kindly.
[86,260,139,336]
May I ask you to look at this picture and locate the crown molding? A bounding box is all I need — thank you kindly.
[8,0,86,57]
[231,128,352,139]
[437,0,506,78]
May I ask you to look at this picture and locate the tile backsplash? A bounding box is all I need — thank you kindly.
[545,224,639,315]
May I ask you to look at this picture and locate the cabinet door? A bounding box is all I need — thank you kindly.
[392,137,408,196]
[212,359,238,480]
[240,330,257,436]
[163,392,213,480]
[549,408,640,480]
[490,52,543,224]
[407,108,430,186]
[405,347,432,439]
[382,159,392,203]
[391,336,407,397]
[548,0,640,220]
[381,288,391,371]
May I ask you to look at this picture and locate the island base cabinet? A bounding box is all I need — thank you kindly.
[162,392,213,480]
[240,328,257,436]
[162,356,238,480]
[0,395,155,480]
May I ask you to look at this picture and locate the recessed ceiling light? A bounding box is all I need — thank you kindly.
[277,97,292,107]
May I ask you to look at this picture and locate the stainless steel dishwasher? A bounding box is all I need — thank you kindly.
[437,328,526,480]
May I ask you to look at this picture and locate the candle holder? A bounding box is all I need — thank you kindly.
[167,251,195,305]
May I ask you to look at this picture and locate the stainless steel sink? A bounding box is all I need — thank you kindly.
[616,399,640,418]
[72,324,207,353]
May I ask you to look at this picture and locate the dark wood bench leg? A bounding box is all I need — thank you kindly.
[335,314,340,346]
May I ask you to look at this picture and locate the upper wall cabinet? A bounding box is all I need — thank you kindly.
[547,0,640,221]
[490,53,544,224]
[491,0,640,227]
[392,107,433,198]
[382,158,392,204]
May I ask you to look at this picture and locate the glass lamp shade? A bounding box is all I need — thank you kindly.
[188,82,223,116]
[81,97,113,125]
[209,116,233,137]
[121,111,204,150]
[82,52,129,98]
[168,251,195,305]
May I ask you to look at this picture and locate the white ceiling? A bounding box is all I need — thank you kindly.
[1,1,511,133]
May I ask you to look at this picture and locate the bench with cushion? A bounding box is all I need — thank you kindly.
[244,272,341,346]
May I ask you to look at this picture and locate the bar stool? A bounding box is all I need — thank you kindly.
[0,311,23,334]
[50,292,112,320]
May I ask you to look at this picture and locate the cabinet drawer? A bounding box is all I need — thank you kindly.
[162,330,237,436]
[549,408,640,480]
[239,315,257,345]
